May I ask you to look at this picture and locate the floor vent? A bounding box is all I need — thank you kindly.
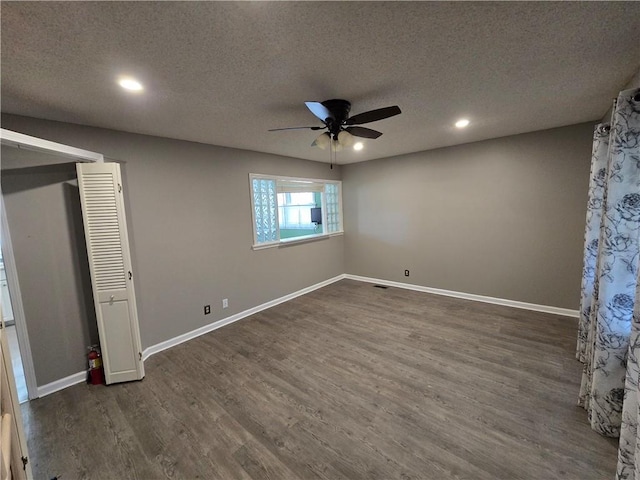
[373,285,389,289]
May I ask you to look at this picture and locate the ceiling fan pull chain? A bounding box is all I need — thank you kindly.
[330,142,333,169]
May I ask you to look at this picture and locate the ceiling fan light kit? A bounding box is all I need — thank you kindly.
[337,130,355,147]
[313,132,331,150]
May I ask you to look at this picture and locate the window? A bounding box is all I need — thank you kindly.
[250,174,343,248]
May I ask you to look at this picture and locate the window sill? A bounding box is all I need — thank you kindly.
[252,232,343,250]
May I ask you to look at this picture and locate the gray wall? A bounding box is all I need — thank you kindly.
[1,113,595,387]
[342,122,595,309]
[1,114,344,386]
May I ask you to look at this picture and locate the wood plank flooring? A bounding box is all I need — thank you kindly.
[22,279,618,479]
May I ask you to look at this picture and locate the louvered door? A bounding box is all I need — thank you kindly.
[76,162,144,384]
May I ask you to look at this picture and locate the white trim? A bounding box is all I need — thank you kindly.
[0,128,104,163]
[252,232,342,250]
[37,371,86,398]
[251,240,280,251]
[36,271,579,397]
[345,274,578,318]
[1,190,39,400]
[279,233,332,245]
[142,274,346,361]
[250,172,341,186]
[36,274,346,397]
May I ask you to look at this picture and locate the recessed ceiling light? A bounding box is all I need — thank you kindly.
[455,119,470,128]
[118,77,143,92]
[353,142,364,151]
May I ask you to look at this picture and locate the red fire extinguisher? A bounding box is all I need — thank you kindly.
[88,345,104,385]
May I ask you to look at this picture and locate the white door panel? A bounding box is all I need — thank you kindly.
[76,162,144,385]
[99,300,138,381]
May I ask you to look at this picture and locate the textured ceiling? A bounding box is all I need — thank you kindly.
[2,2,639,164]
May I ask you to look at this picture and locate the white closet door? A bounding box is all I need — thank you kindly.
[76,162,144,384]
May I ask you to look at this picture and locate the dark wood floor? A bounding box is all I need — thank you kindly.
[23,279,618,479]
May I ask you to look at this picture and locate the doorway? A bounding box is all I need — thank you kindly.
[1,128,105,399]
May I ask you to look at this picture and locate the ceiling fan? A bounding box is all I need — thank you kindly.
[269,99,401,151]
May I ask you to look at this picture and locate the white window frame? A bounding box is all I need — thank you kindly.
[249,173,343,250]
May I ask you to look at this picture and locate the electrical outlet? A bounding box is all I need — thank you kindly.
[404,269,410,277]
[204,305,211,315]
[222,298,229,309]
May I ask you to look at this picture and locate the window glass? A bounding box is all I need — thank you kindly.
[251,177,278,244]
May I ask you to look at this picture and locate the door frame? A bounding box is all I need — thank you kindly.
[0,128,103,399]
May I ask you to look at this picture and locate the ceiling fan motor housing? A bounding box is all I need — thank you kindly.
[321,99,351,137]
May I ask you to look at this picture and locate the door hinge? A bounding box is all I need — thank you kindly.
[139,352,142,361]
[118,183,122,193]
[0,322,3,330]
[128,271,132,280]
[21,456,28,469]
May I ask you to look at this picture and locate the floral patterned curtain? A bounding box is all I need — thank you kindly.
[576,123,610,364]
[619,268,640,478]
[616,87,640,479]
[577,87,640,444]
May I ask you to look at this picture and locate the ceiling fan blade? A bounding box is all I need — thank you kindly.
[345,126,383,139]
[345,105,401,125]
[305,101,334,122]
[268,126,325,131]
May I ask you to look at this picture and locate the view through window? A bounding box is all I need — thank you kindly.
[250,174,343,247]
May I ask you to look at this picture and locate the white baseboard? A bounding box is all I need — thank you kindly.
[36,275,346,398]
[141,274,347,362]
[344,274,579,318]
[37,371,86,398]
[37,272,576,398]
